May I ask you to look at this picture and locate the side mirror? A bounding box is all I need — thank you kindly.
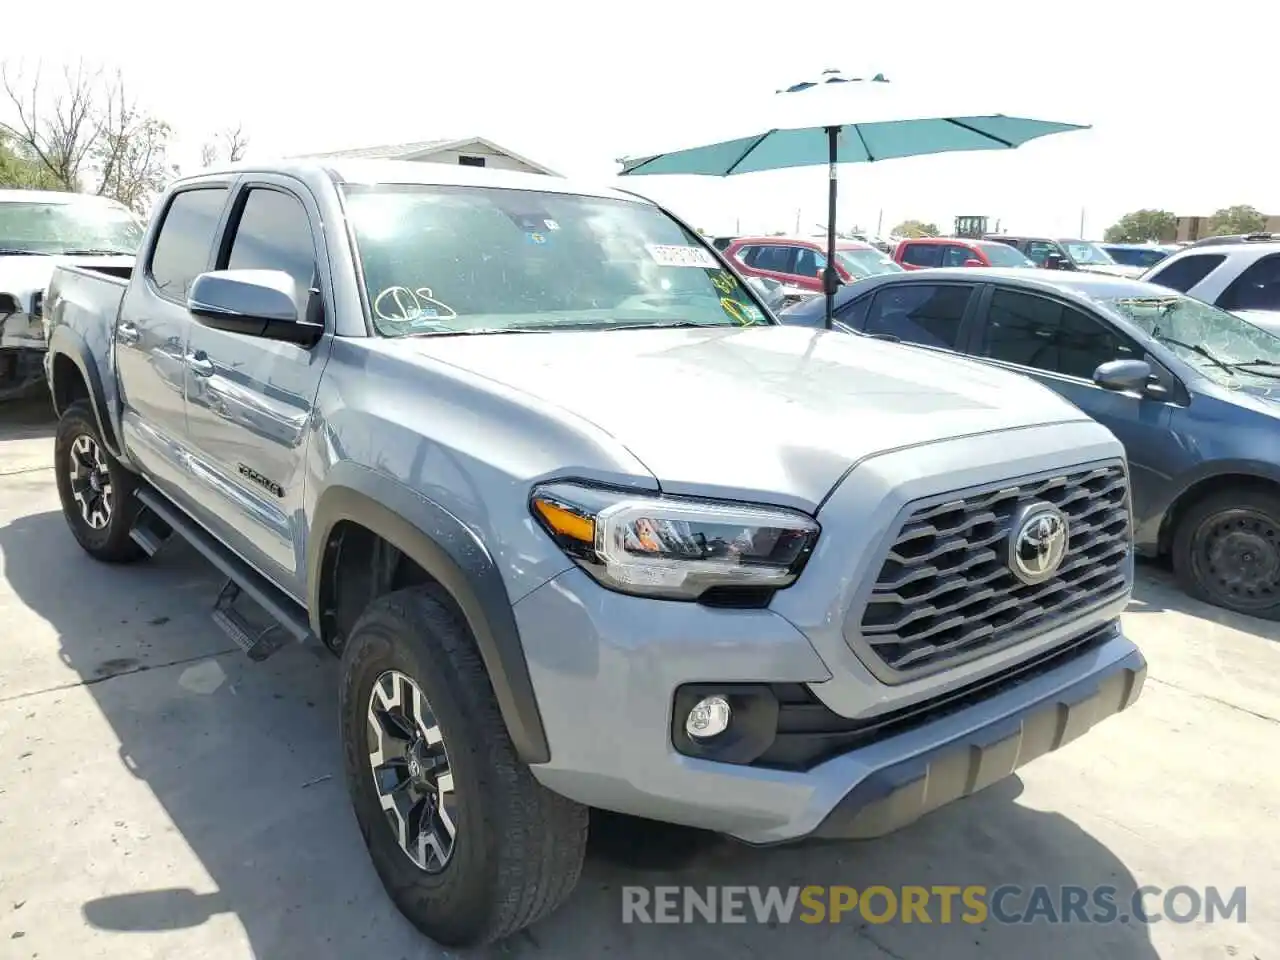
[188,270,323,346]
[963,258,984,268]
[1093,358,1152,393]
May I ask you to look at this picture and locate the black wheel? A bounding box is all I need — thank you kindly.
[338,587,588,947]
[1172,487,1280,619]
[53,401,145,563]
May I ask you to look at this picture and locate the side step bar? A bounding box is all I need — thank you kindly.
[134,487,317,658]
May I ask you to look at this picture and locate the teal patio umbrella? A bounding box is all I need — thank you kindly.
[618,70,1090,326]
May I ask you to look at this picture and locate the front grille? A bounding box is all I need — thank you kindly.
[856,461,1130,678]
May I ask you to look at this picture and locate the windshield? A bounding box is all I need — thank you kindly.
[835,247,903,279]
[978,242,1035,267]
[342,184,771,337]
[1063,241,1116,266]
[0,198,143,255]
[1101,293,1280,385]
[1105,246,1170,269]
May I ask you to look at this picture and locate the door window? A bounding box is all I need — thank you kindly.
[942,244,977,267]
[751,244,795,273]
[222,188,317,302]
[834,293,872,330]
[864,284,971,348]
[1217,254,1280,311]
[900,243,942,267]
[1145,253,1225,292]
[148,187,229,302]
[1026,241,1059,266]
[980,288,1136,379]
[793,247,827,278]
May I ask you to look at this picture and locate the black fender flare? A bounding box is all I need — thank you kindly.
[308,462,550,764]
[46,326,124,458]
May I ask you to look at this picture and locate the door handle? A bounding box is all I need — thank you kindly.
[117,322,140,344]
[185,352,215,377]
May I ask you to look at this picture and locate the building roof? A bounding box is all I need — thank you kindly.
[290,136,561,176]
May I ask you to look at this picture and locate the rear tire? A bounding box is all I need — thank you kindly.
[53,400,145,563]
[1172,487,1280,619]
[338,586,588,947]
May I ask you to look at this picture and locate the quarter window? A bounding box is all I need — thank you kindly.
[1145,253,1226,293]
[981,289,1135,378]
[864,284,971,348]
[148,187,229,301]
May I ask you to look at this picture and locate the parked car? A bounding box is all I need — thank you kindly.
[1142,238,1280,333]
[986,235,1145,278]
[709,235,737,251]
[0,190,141,402]
[44,161,1145,947]
[779,266,1280,619]
[894,236,1036,270]
[1100,243,1178,270]
[1184,232,1280,249]
[724,234,902,293]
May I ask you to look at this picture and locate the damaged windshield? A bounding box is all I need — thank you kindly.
[0,197,143,255]
[1101,293,1280,384]
[342,183,772,337]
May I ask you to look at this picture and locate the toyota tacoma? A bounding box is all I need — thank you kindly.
[43,160,1145,947]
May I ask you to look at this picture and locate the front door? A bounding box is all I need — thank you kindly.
[115,185,231,493]
[182,179,334,598]
[971,286,1184,516]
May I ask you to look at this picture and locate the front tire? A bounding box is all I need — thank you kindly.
[1172,487,1280,619]
[53,401,145,563]
[338,587,588,947]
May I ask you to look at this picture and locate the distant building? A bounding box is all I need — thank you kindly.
[291,136,560,176]
[1168,213,1280,243]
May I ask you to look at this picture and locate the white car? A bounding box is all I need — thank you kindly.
[1141,238,1280,333]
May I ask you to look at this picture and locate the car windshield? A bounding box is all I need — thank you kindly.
[835,247,903,279]
[1105,247,1170,269]
[342,184,771,337]
[1101,293,1280,385]
[978,242,1035,267]
[0,198,143,255]
[1064,241,1116,265]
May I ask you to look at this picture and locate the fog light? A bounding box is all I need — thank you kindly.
[685,695,731,739]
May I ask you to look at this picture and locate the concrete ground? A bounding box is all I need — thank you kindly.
[0,398,1275,960]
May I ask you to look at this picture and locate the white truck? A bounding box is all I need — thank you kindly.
[0,189,140,402]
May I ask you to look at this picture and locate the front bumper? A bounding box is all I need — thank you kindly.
[514,568,1144,845]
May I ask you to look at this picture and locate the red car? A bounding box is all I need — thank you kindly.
[724,235,903,293]
[893,236,1035,270]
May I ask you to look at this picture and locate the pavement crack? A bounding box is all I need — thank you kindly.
[0,464,52,477]
[0,647,239,703]
[1146,676,1279,725]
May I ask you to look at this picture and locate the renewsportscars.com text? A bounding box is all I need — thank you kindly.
[622,884,1247,926]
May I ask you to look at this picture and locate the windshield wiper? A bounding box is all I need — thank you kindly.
[54,248,134,256]
[1154,334,1234,375]
[1229,359,1280,379]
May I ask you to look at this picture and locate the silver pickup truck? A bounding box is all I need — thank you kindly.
[43,160,1145,947]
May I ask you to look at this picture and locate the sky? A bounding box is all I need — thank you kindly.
[6,1,1277,239]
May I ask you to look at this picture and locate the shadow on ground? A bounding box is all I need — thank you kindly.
[1131,556,1280,643]
[0,507,1162,959]
[0,396,56,441]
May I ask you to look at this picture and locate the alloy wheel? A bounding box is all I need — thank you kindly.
[366,669,457,873]
[68,434,113,530]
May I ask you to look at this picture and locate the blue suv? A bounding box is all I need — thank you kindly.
[781,267,1280,619]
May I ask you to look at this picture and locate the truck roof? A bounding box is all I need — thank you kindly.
[184,159,648,205]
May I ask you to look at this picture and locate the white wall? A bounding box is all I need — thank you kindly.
[413,144,548,176]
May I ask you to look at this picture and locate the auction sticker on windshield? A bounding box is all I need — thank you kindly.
[647,244,719,269]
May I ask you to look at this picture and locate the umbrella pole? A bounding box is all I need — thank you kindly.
[823,125,841,328]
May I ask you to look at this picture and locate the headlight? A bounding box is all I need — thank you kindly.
[529,481,819,602]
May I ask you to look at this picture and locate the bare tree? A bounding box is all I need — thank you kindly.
[0,59,178,211]
[0,60,102,190]
[200,123,250,167]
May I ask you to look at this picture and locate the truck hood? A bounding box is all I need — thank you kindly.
[408,325,1091,510]
[0,252,134,300]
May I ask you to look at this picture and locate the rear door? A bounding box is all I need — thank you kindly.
[898,242,943,270]
[182,177,335,597]
[969,285,1183,506]
[115,183,231,493]
[744,243,805,288]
